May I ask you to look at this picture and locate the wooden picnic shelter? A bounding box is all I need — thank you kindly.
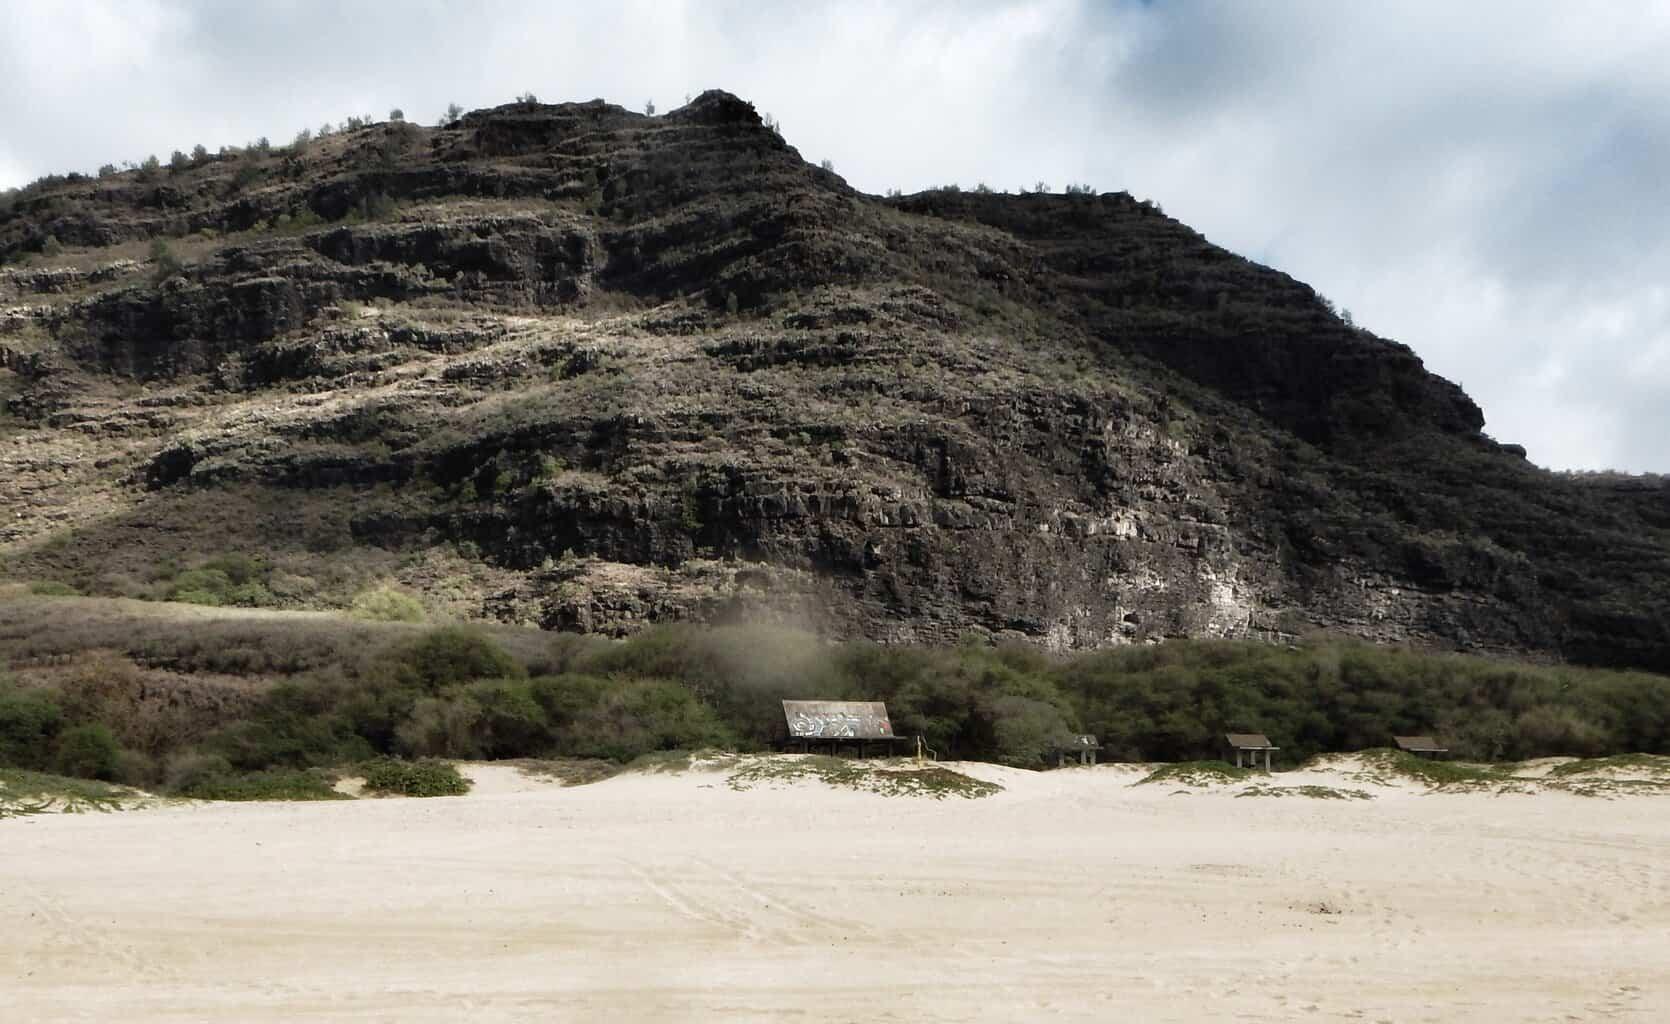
[780,700,910,758]
[1052,734,1102,767]
[1393,735,1450,759]
[1226,732,1279,771]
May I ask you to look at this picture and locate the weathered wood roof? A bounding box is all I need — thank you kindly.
[782,700,896,739]
[1225,732,1278,750]
[1393,735,1449,753]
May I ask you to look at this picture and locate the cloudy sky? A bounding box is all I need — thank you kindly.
[3,1,1665,471]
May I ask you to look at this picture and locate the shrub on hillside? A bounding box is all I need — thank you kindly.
[229,162,264,193]
[396,627,525,692]
[564,678,735,762]
[162,554,275,607]
[393,695,483,758]
[1514,705,1608,757]
[169,568,235,605]
[163,751,236,793]
[461,679,549,758]
[53,723,121,780]
[0,684,62,768]
[584,624,831,749]
[527,673,612,733]
[988,695,1077,767]
[27,581,80,597]
[150,239,185,286]
[207,682,373,770]
[350,586,425,623]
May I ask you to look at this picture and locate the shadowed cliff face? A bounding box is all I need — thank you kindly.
[2,90,1667,670]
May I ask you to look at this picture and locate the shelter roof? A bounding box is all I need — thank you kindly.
[1393,735,1449,753]
[782,700,896,740]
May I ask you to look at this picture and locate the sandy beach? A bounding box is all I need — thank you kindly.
[3,758,1667,1023]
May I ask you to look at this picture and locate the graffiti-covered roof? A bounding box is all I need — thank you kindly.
[782,700,896,739]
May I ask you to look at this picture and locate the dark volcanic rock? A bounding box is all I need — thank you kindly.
[2,91,1667,672]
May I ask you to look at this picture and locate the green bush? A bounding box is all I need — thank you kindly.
[0,685,63,768]
[28,581,80,597]
[171,568,232,606]
[179,769,347,801]
[202,553,263,585]
[527,673,612,727]
[398,627,525,691]
[360,757,470,797]
[54,723,122,780]
[162,555,276,607]
[564,678,735,762]
[394,694,483,758]
[462,679,549,758]
[988,695,1076,767]
[207,682,373,770]
[350,586,425,623]
[150,238,184,284]
[586,625,836,750]
[163,751,236,793]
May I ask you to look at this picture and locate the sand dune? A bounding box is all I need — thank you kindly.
[4,758,1667,1022]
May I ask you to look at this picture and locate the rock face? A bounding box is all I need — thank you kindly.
[3,91,1668,670]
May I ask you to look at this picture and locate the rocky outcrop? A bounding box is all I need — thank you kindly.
[2,91,1667,672]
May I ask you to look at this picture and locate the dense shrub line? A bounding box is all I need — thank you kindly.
[3,619,1668,795]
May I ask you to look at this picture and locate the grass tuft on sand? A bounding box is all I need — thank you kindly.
[1236,784,1374,800]
[626,749,742,775]
[178,768,350,802]
[726,755,1001,799]
[1322,750,1514,789]
[1137,761,1252,787]
[1315,750,1670,798]
[1544,754,1670,779]
[0,768,141,817]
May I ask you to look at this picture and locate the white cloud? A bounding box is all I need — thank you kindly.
[2,0,1666,470]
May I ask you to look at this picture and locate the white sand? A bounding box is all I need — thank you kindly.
[3,761,1667,1022]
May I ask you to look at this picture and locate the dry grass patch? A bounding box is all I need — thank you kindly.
[1236,784,1374,801]
[501,757,623,786]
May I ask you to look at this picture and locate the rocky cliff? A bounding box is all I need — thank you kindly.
[3,91,1667,670]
